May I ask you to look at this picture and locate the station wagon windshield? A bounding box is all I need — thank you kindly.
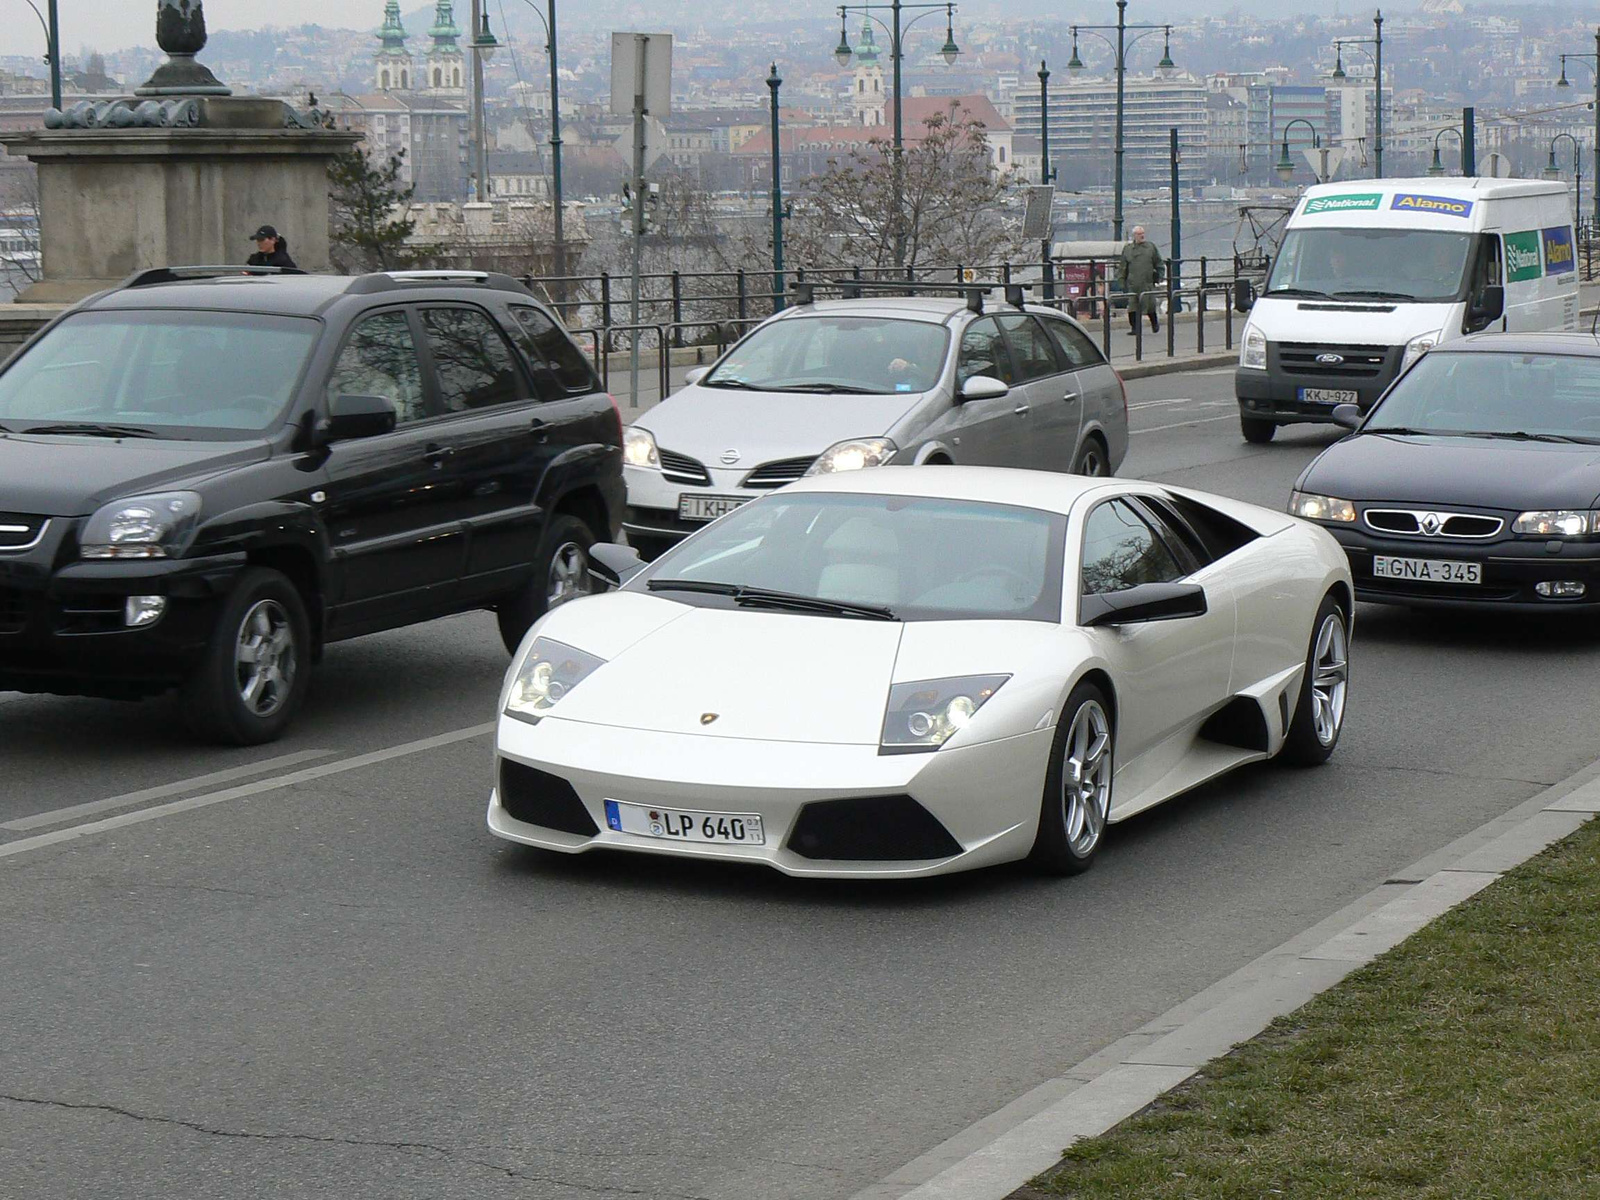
[0,310,320,439]
[1268,228,1474,303]
[702,316,950,395]
[1366,351,1600,442]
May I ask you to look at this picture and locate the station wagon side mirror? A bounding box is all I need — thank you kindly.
[324,393,398,442]
[1080,581,1208,628]
[1233,278,1257,313]
[683,365,711,387]
[1466,283,1504,332]
[1331,403,1363,431]
[958,375,1010,402]
[589,542,646,589]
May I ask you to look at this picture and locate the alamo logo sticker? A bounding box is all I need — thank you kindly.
[1303,193,1382,215]
[1391,193,1473,217]
[1505,231,1543,282]
[1542,226,1576,275]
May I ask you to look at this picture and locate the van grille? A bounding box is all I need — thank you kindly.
[1276,343,1390,379]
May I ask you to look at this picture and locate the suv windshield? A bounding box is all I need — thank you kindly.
[1268,227,1474,303]
[702,316,950,395]
[0,310,320,439]
[639,491,1066,622]
[1365,351,1600,442]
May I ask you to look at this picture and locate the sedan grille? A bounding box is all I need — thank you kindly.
[1276,343,1390,379]
[1364,509,1504,539]
[0,513,49,552]
[743,456,816,489]
[658,449,711,487]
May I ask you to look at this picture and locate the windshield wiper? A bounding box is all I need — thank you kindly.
[1470,430,1598,445]
[22,422,159,439]
[699,378,757,390]
[1265,287,1335,300]
[762,383,884,395]
[1332,289,1419,302]
[647,578,742,596]
[1362,426,1437,437]
[647,578,896,620]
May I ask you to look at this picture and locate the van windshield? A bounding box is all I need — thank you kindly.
[1267,228,1474,303]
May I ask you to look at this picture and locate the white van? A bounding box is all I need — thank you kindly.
[1235,178,1579,442]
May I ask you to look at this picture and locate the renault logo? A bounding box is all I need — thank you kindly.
[700,712,720,725]
[1316,353,1345,365]
[1419,512,1443,536]
[720,449,741,465]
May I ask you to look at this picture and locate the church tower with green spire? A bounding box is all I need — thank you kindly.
[851,19,885,127]
[424,1,466,97]
[373,0,413,92]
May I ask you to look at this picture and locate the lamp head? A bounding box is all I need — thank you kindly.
[1275,143,1295,182]
[1331,48,1346,79]
[473,12,498,61]
[834,15,852,67]
[1428,147,1444,176]
[1067,32,1084,72]
[1157,30,1175,73]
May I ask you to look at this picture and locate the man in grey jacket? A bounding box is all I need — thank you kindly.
[1115,226,1163,335]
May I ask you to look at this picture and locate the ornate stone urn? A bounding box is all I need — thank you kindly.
[136,0,232,96]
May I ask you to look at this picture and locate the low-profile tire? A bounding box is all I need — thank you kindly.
[1279,593,1350,767]
[1029,682,1115,876]
[181,567,311,746]
[1070,435,1111,477]
[1241,415,1277,444]
[497,514,596,654]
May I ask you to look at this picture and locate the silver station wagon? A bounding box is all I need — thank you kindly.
[621,286,1129,555]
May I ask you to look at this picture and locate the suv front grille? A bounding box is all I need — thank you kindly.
[743,456,816,489]
[1277,343,1389,379]
[1364,509,1504,539]
[0,513,49,552]
[658,449,711,487]
[0,587,29,634]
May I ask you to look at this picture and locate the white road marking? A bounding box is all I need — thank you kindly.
[1127,397,1195,409]
[0,723,495,860]
[2,748,336,832]
[1130,414,1237,435]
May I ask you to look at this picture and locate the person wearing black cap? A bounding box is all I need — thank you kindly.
[246,225,298,269]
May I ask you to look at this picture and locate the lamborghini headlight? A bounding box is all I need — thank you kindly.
[1289,491,1357,523]
[881,674,1009,754]
[504,638,606,724]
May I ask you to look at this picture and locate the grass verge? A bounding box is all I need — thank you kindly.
[1022,816,1600,1200]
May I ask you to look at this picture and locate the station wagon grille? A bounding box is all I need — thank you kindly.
[1277,343,1390,379]
[1364,509,1504,539]
[743,456,816,489]
[0,513,48,552]
[658,449,711,487]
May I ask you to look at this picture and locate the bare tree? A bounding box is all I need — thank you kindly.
[0,168,42,296]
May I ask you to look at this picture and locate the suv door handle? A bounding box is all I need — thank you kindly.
[528,418,549,443]
[1013,404,1031,415]
[422,443,455,467]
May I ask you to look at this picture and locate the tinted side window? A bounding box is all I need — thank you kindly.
[997,314,1064,381]
[1081,498,1185,595]
[510,305,599,394]
[421,307,525,413]
[957,317,1015,385]
[327,311,428,424]
[1041,317,1105,368]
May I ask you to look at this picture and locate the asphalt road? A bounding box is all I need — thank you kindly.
[6,371,1600,1200]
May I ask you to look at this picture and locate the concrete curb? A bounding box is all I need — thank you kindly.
[1117,352,1237,379]
[855,758,1600,1200]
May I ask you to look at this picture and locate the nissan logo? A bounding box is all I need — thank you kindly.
[720,449,741,465]
[1316,353,1345,365]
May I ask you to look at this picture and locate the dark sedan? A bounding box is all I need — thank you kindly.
[1290,333,1600,611]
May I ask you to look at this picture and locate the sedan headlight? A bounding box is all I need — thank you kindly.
[1400,331,1441,373]
[1513,509,1600,537]
[881,674,1009,754]
[1289,491,1357,523]
[79,491,203,559]
[1240,325,1266,370]
[804,437,898,475]
[623,426,660,469]
[504,638,606,725]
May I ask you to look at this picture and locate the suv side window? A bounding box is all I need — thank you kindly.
[957,316,1016,385]
[326,310,428,424]
[1040,316,1105,368]
[509,305,600,395]
[996,313,1064,381]
[420,306,527,413]
[1081,498,1186,595]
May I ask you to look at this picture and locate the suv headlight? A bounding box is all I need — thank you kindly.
[1513,510,1600,536]
[1400,331,1441,373]
[1289,491,1357,523]
[881,674,1009,754]
[804,437,898,475]
[80,491,202,559]
[504,637,606,725]
[623,426,660,469]
[1240,325,1266,370]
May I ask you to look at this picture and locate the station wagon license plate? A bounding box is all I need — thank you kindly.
[679,493,749,523]
[1299,387,1359,405]
[1373,556,1481,585]
[605,800,766,845]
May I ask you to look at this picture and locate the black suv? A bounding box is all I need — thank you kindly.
[0,267,623,743]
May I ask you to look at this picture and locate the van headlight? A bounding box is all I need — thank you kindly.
[79,492,202,559]
[1240,326,1266,370]
[805,437,898,475]
[504,638,606,724]
[1401,331,1441,373]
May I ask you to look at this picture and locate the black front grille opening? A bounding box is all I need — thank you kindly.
[1442,516,1501,537]
[0,588,29,634]
[52,594,126,635]
[658,449,712,487]
[744,456,817,489]
[0,512,44,550]
[498,759,599,837]
[1366,512,1420,534]
[787,794,963,862]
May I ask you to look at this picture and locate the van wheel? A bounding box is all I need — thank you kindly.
[1241,416,1277,444]
[497,514,596,654]
[182,568,311,745]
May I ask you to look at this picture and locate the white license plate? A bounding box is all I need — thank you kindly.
[1373,556,1481,585]
[678,493,749,523]
[604,800,766,845]
[1299,387,1359,405]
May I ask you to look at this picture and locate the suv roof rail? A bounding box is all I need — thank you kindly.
[793,278,1032,314]
[120,265,308,288]
[346,269,534,296]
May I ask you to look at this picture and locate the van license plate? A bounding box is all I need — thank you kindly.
[1373,557,1480,585]
[679,494,749,522]
[1300,388,1359,405]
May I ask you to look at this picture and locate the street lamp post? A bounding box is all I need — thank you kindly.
[1067,0,1176,242]
[1275,117,1322,183]
[1427,127,1463,177]
[832,0,960,268]
[469,3,499,201]
[767,62,785,310]
[1545,132,1583,232]
[1039,59,1055,301]
[1555,26,1600,231]
[19,0,60,110]
[513,0,565,284]
[1331,10,1384,179]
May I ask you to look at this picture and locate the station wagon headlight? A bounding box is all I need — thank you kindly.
[80,491,202,559]
[623,426,660,469]
[504,638,606,724]
[881,674,1009,754]
[1289,491,1357,523]
[1512,510,1600,537]
[805,437,898,475]
[1240,325,1266,370]
[1400,331,1441,373]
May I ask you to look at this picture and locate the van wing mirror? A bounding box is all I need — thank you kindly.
[589,541,646,589]
[325,393,398,441]
[1080,581,1208,628]
[1467,283,1505,331]
[1233,278,1257,313]
[959,375,1010,402]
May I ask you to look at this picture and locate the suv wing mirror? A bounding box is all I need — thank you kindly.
[959,375,1010,402]
[325,394,398,441]
[589,541,646,589]
[1233,278,1257,313]
[1080,581,1208,628]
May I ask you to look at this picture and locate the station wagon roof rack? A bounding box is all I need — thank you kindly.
[345,268,534,296]
[121,265,308,288]
[791,278,1033,314]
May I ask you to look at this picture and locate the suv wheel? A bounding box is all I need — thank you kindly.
[497,514,597,654]
[182,567,311,745]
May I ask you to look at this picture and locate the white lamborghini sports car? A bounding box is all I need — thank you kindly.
[488,467,1353,879]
